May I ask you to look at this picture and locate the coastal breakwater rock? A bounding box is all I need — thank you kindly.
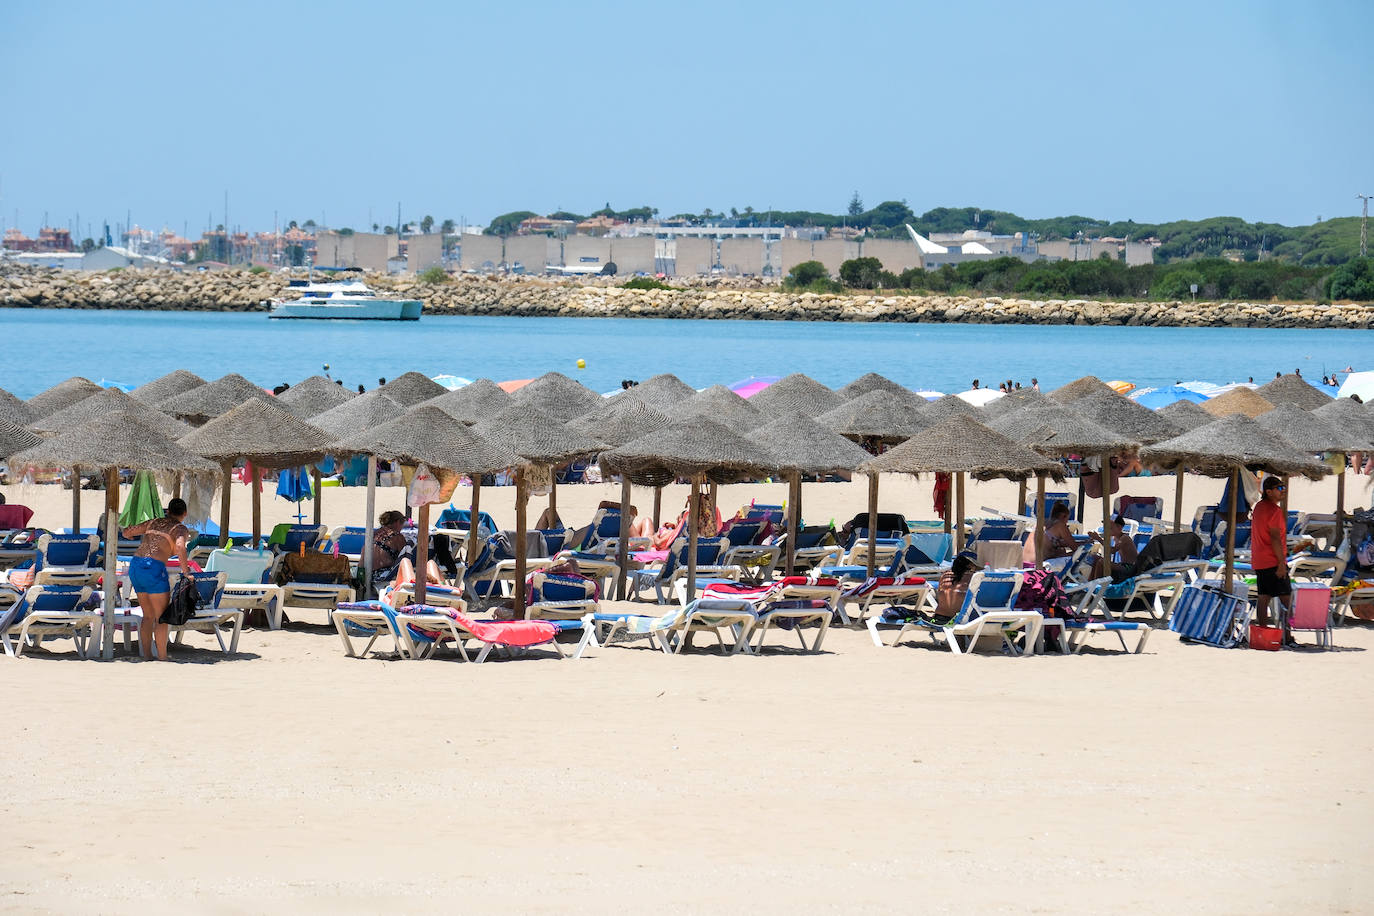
[1,266,1371,328]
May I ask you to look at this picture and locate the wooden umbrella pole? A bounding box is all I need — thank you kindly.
[1034,472,1046,565]
[548,475,557,520]
[615,475,632,601]
[943,476,952,535]
[955,472,966,552]
[72,465,81,533]
[786,471,801,577]
[101,467,119,659]
[1173,470,1185,531]
[173,472,182,502]
[415,500,432,606]
[251,464,262,549]
[362,456,377,599]
[1017,478,1027,518]
[1224,467,1239,595]
[1336,465,1346,548]
[466,479,482,566]
[652,486,662,530]
[218,463,232,548]
[686,475,700,602]
[312,467,323,526]
[1101,453,1113,544]
[513,467,528,618]
[866,472,879,578]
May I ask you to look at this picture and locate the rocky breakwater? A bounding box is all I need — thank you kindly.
[1,265,1371,328]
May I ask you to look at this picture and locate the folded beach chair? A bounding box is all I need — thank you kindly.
[267,523,326,554]
[591,597,758,655]
[867,570,1041,655]
[1060,577,1153,654]
[0,584,98,658]
[32,533,102,587]
[205,547,284,629]
[525,570,599,620]
[1168,582,1251,647]
[385,604,586,662]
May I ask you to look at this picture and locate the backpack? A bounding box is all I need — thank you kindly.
[164,577,201,626]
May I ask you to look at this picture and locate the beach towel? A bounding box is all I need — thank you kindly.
[398,605,557,648]
[0,505,34,529]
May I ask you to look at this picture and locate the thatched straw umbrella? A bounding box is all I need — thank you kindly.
[1158,399,1214,432]
[814,389,929,448]
[601,418,778,598]
[1201,387,1275,419]
[981,387,1047,418]
[625,373,697,412]
[1140,414,1328,592]
[429,378,512,424]
[1048,376,1116,404]
[338,404,519,606]
[745,373,844,419]
[511,371,605,418]
[30,389,192,534]
[835,373,911,401]
[568,395,672,529]
[179,399,336,549]
[678,385,764,431]
[158,373,275,425]
[1311,397,1374,543]
[1256,373,1332,411]
[9,411,218,658]
[276,375,357,418]
[472,406,605,613]
[375,371,447,408]
[922,394,980,423]
[0,420,42,460]
[309,391,405,439]
[859,414,1063,558]
[25,377,103,419]
[991,404,1140,559]
[1069,390,1181,530]
[129,370,205,406]
[751,413,873,575]
[0,388,38,426]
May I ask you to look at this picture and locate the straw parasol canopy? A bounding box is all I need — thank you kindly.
[129,369,206,405]
[1255,373,1332,410]
[371,371,445,408]
[429,378,512,424]
[1048,376,1116,403]
[677,385,764,430]
[1139,414,1328,480]
[567,395,669,447]
[1312,397,1374,439]
[981,387,1047,417]
[275,375,357,418]
[472,405,605,466]
[921,393,980,423]
[1069,390,1182,445]
[744,373,844,419]
[336,404,520,473]
[0,419,42,458]
[0,388,38,426]
[1157,399,1215,432]
[29,387,191,440]
[178,398,336,469]
[625,373,697,411]
[600,417,779,485]
[1255,407,1372,454]
[859,414,1064,481]
[11,410,219,476]
[751,413,873,474]
[25,377,104,419]
[510,371,605,418]
[989,404,1139,457]
[308,391,405,439]
[157,372,275,424]
[1200,386,1274,419]
[813,389,929,442]
[835,372,911,401]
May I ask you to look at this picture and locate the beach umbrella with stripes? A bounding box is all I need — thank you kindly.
[1255,373,1333,411]
[129,370,206,406]
[678,385,764,431]
[375,371,447,408]
[1200,386,1275,420]
[625,373,697,412]
[835,373,912,401]
[276,375,357,418]
[601,417,780,599]
[25,377,103,419]
[157,373,275,425]
[0,388,39,426]
[10,410,219,658]
[744,373,844,419]
[751,412,874,575]
[429,378,513,424]
[511,371,605,418]
[337,404,520,606]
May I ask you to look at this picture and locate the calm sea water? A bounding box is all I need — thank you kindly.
[1,308,1368,399]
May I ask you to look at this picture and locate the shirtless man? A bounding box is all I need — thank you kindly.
[123,498,191,661]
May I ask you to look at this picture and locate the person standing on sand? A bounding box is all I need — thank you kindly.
[1251,477,1294,646]
[123,498,191,661]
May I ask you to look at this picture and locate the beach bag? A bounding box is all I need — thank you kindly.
[164,577,201,626]
[1015,568,1073,619]
[277,552,352,586]
[407,463,442,508]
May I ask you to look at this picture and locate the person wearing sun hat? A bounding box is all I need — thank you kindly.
[1251,476,1294,645]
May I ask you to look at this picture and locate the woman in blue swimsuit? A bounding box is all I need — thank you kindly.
[123,498,191,661]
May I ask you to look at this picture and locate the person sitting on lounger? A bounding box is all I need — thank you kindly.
[1090,513,1138,582]
[935,552,981,620]
[372,510,444,591]
[1034,502,1077,562]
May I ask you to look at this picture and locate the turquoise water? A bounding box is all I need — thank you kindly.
[1,308,1369,399]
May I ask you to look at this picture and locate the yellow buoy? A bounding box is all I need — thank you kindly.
[576,359,586,369]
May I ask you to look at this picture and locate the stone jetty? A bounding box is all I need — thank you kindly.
[1,266,1370,328]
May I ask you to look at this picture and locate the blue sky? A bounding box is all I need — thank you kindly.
[2,0,1370,239]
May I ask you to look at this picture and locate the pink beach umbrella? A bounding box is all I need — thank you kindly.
[728,375,781,399]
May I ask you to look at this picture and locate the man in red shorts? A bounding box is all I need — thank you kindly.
[1250,476,1293,646]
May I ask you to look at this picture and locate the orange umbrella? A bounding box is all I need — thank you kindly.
[1107,380,1136,394]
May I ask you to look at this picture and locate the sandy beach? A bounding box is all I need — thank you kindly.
[2,472,1372,913]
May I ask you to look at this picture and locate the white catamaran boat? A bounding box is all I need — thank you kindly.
[267,270,423,320]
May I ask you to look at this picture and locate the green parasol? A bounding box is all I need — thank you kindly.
[119,470,164,528]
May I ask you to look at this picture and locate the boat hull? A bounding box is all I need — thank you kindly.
[268,298,423,320]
